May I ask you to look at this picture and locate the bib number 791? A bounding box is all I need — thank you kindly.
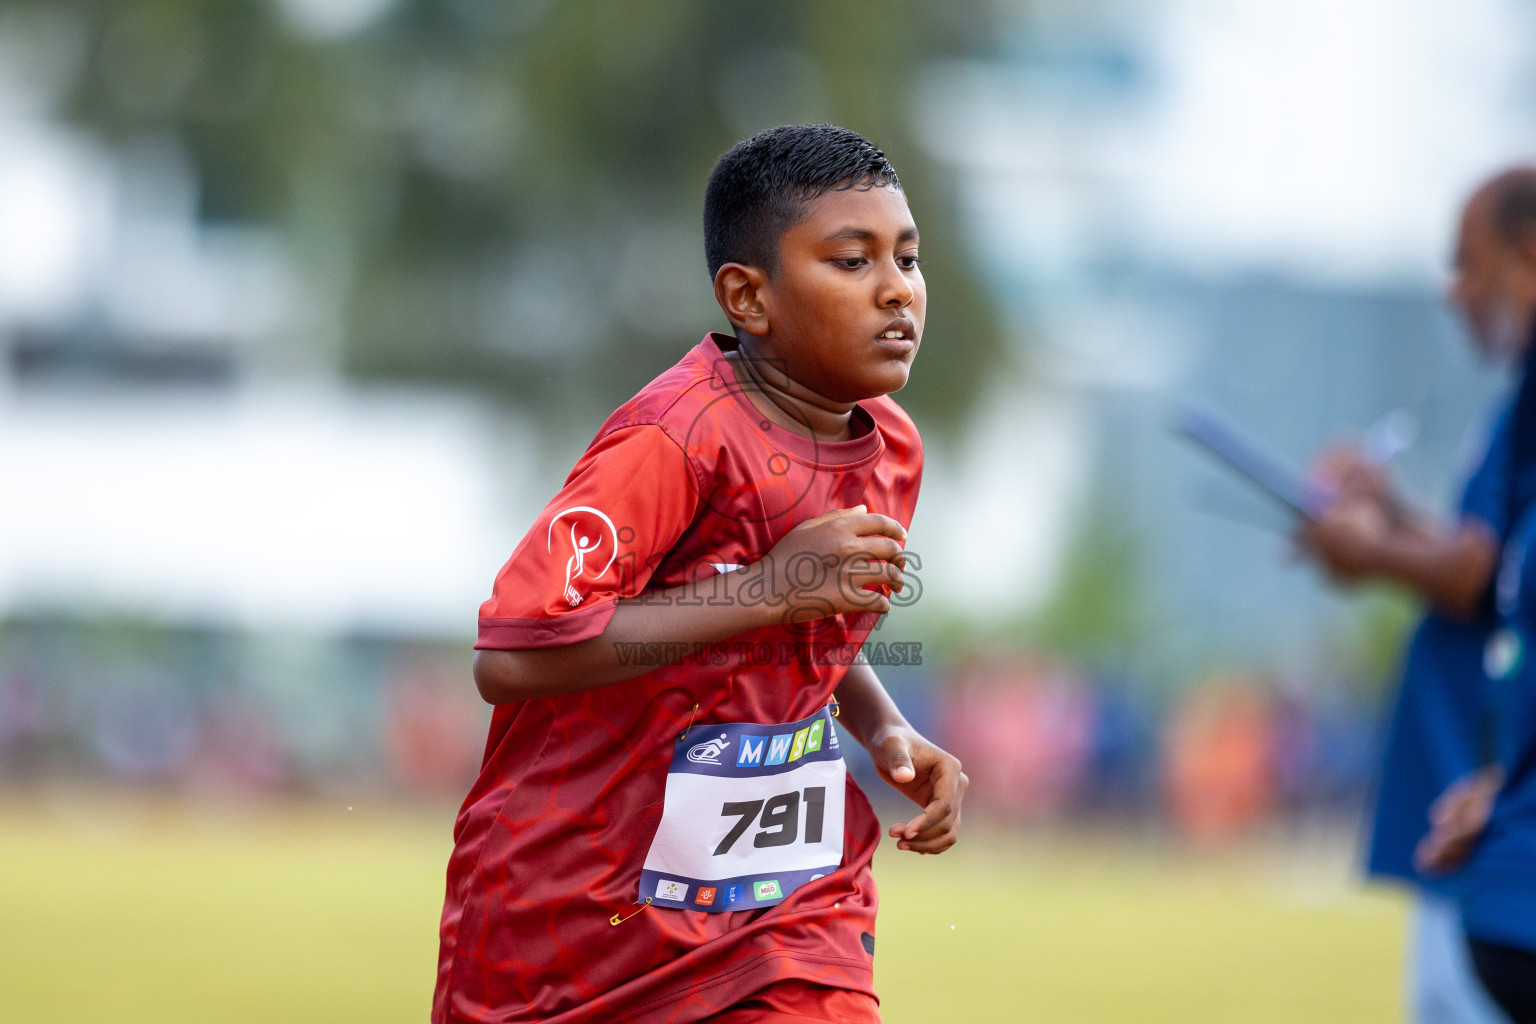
[715,786,827,855]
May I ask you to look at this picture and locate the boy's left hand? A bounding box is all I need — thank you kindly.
[867,727,967,854]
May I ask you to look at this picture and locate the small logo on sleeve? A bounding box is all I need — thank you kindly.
[547,506,619,607]
[686,733,731,765]
[655,879,689,902]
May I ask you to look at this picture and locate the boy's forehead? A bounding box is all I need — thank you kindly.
[792,185,917,240]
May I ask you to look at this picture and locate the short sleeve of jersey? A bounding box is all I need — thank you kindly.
[476,425,700,650]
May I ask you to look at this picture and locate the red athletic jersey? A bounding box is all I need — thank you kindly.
[434,333,923,1024]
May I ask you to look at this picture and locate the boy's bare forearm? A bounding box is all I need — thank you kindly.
[835,659,968,854]
[475,507,908,704]
[474,578,782,703]
[832,661,911,748]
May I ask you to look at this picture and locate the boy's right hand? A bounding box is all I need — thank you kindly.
[757,505,907,623]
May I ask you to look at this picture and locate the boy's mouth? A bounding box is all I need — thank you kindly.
[875,316,918,355]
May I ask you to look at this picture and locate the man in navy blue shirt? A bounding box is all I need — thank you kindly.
[1303,168,1536,1024]
[1445,171,1536,1024]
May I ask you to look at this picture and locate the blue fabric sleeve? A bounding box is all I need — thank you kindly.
[1365,398,1512,891]
[1459,406,1511,534]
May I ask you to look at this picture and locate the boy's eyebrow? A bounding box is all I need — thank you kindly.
[822,225,920,244]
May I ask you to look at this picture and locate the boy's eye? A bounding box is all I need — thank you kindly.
[832,257,868,269]
[898,255,924,270]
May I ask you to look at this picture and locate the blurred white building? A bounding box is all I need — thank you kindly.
[0,34,525,640]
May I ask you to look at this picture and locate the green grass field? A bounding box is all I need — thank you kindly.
[0,795,1404,1023]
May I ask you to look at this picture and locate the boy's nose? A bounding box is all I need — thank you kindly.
[878,267,915,308]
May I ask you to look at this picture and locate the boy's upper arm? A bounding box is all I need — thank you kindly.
[477,425,701,650]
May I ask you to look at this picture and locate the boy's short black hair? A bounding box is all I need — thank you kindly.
[704,124,901,278]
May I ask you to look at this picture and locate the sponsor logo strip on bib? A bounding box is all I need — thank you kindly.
[639,707,845,913]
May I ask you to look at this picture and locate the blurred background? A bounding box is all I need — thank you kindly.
[3,0,1536,1021]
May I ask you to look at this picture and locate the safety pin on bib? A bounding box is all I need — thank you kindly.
[610,898,652,926]
[679,702,700,741]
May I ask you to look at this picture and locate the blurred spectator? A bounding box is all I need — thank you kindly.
[1080,680,1157,813]
[381,668,486,796]
[190,694,289,793]
[1161,677,1276,842]
[0,667,47,770]
[91,678,199,782]
[941,656,1094,821]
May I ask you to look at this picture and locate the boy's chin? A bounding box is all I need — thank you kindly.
[812,354,914,402]
[830,368,910,403]
[861,363,912,398]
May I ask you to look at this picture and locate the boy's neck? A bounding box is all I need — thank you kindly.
[725,335,861,442]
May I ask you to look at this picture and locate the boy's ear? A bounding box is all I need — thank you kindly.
[713,263,771,337]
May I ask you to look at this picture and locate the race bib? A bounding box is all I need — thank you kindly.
[639,706,845,913]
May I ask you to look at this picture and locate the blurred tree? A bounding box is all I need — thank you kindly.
[42,0,1006,433]
[1025,518,1147,665]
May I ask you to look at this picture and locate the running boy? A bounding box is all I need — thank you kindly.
[433,125,967,1024]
